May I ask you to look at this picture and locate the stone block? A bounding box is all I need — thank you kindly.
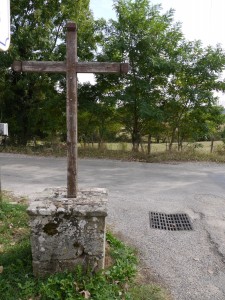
[27,187,108,277]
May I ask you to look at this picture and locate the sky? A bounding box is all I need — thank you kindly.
[88,0,225,105]
[90,0,225,47]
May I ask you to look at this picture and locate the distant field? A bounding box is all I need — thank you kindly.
[79,141,224,153]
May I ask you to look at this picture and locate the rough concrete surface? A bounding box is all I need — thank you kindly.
[28,187,107,277]
[1,153,225,299]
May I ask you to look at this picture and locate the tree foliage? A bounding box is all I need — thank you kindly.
[94,0,225,151]
[1,0,225,150]
[0,0,95,145]
[96,0,183,150]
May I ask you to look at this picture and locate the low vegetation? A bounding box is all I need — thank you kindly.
[1,141,225,164]
[79,144,225,163]
[0,193,168,300]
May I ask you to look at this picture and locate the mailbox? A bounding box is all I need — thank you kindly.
[0,123,8,136]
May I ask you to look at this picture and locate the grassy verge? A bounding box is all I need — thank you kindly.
[1,144,225,163]
[78,147,225,163]
[0,194,168,300]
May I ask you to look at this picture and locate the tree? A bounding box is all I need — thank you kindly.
[78,83,121,148]
[96,0,183,151]
[0,0,96,145]
[204,106,225,152]
[162,41,225,150]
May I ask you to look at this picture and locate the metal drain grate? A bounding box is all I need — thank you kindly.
[149,212,193,231]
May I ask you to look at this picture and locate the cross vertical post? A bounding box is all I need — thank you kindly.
[12,21,130,201]
[66,22,78,198]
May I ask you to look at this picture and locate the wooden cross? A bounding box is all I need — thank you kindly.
[12,21,129,198]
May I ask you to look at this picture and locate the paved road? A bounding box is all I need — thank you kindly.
[1,153,225,300]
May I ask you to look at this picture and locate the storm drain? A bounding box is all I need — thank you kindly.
[149,212,193,231]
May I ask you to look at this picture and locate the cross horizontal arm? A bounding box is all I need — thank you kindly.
[12,61,130,74]
[76,62,130,73]
[12,61,66,73]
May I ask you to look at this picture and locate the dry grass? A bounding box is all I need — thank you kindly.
[79,141,224,153]
[1,141,225,164]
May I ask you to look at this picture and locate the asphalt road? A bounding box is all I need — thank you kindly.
[1,153,225,300]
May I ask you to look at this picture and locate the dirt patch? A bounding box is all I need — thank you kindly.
[2,190,28,205]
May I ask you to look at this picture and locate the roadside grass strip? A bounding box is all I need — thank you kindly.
[0,195,168,300]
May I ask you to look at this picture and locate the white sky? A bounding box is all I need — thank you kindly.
[90,0,225,47]
[152,0,225,47]
[87,0,225,105]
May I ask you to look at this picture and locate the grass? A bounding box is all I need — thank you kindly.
[78,146,225,164]
[79,141,225,153]
[1,141,225,164]
[0,194,169,300]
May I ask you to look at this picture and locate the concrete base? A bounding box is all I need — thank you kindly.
[27,187,108,277]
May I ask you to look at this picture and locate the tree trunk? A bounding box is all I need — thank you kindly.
[210,136,214,153]
[140,138,145,153]
[178,140,183,151]
[131,96,140,152]
[147,134,152,155]
[177,128,183,151]
[132,142,139,152]
[98,138,105,150]
[178,132,183,151]
[168,141,173,151]
[169,128,176,151]
[132,131,140,152]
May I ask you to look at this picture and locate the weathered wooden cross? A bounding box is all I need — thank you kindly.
[12,21,129,198]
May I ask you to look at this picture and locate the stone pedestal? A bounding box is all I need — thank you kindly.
[27,188,108,277]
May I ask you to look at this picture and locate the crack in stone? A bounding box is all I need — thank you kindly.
[205,230,225,265]
[188,207,225,268]
[189,208,205,220]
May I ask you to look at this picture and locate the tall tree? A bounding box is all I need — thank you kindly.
[162,41,225,150]
[97,0,183,151]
